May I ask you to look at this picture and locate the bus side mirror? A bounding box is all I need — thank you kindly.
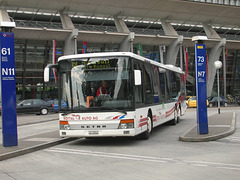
[44,66,50,82]
[134,70,141,85]
[44,64,58,82]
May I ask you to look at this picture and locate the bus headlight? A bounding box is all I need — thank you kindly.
[60,121,71,130]
[118,119,134,129]
[60,124,71,130]
[64,124,71,130]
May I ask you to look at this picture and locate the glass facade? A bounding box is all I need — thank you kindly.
[131,45,240,98]
[14,40,121,101]
[2,1,239,106]
[14,39,240,102]
[15,40,61,101]
[180,47,240,98]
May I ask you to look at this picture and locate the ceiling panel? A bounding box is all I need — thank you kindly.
[2,0,240,26]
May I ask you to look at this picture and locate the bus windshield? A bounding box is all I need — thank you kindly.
[59,56,133,112]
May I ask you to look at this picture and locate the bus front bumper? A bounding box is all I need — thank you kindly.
[59,129,137,138]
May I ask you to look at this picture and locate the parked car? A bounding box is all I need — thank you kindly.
[186,96,209,108]
[234,95,240,105]
[185,96,193,101]
[0,99,53,115]
[17,99,53,115]
[208,97,228,107]
[47,99,67,112]
[237,98,240,105]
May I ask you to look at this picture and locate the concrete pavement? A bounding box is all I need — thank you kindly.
[0,113,59,129]
[0,130,75,161]
[0,113,76,161]
[0,110,237,161]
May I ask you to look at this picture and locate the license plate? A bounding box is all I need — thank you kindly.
[88,131,99,135]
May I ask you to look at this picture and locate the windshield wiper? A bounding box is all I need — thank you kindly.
[61,110,72,116]
[60,106,86,115]
[99,106,127,115]
[61,106,127,115]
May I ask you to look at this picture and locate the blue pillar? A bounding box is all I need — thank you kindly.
[195,43,208,134]
[1,32,18,146]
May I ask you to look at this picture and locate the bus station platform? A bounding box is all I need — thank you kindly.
[0,130,74,161]
[0,111,236,161]
[179,112,236,142]
[0,114,75,161]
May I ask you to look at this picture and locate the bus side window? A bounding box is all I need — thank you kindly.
[159,68,166,103]
[133,61,143,104]
[143,64,153,104]
[165,70,171,101]
[152,66,162,104]
[165,70,180,101]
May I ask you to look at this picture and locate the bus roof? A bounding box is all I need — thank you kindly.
[58,52,184,74]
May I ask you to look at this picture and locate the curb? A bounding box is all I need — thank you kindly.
[179,112,236,142]
[0,137,77,161]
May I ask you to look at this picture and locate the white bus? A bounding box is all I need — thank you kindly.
[44,52,186,139]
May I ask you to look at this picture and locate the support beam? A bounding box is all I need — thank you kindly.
[114,17,130,33]
[60,11,75,29]
[0,9,11,22]
[119,32,135,52]
[161,19,181,66]
[160,19,178,36]
[0,9,16,31]
[222,46,226,99]
[231,50,238,95]
[203,23,226,97]
[63,29,78,55]
[166,36,183,65]
[179,43,183,70]
[60,12,78,55]
[114,17,134,52]
[159,45,166,64]
[203,23,221,39]
[22,41,27,100]
[207,38,226,97]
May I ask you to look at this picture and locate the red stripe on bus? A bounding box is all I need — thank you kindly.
[139,117,148,127]
[139,122,148,127]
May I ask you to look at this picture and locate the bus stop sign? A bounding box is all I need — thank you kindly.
[0,32,18,146]
[195,44,208,134]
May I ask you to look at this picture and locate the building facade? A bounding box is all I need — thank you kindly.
[1,0,240,101]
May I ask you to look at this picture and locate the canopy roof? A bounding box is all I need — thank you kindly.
[2,0,239,26]
[2,0,240,48]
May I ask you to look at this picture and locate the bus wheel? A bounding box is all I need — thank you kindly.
[138,116,152,140]
[171,108,178,125]
[177,106,181,123]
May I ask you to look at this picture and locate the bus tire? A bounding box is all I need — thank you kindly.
[171,108,178,125]
[178,106,181,123]
[137,116,152,140]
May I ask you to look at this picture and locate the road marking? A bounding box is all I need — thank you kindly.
[25,138,59,142]
[45,147,240,171]
[222,136,240,142]
[208,125,231,128]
